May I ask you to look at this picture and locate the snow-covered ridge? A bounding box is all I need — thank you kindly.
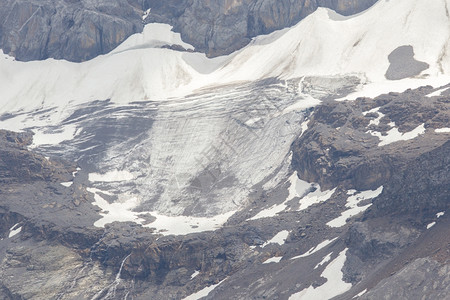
[2,0,450,116]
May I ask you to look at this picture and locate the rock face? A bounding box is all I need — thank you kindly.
[0,130,72,183]
[385,45,430,80]
[0,0,144,62]
[0,0,378,61]
[291,86,450,218]
[361,258,450,300]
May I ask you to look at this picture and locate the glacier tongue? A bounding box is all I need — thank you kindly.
[122,80,315,216]
[3,78,320,230]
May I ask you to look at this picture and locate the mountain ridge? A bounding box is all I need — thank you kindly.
[0,0,378,62]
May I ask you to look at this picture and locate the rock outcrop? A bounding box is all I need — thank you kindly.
[0,130,72,183]
[291,85,450,219]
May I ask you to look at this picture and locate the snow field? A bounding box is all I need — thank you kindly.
[262,230,290,247]
[289,249,351,300]
[1,0,450,116]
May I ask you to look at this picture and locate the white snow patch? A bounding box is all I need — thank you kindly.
[72,167,81,177]
[8,224,22,238]
[30,124,79,148]
[363,107,384,126]
[298,186,336,211]
[289,249,351,300]
[368,123,425,146]
[287,171,314,202]
[182,278,226,300]
[327,187,383,228]
[435,127,450,133]
[191,271,200,279]
[437,212,445,218]
[142,210,236,236]
[213,0,450,98]
[314,252,332,269]
[248,202,288,221]
[353,289,368,298]
[88,187,236,234]
[281,96,321,115]
[181,53,230,74]
[88,188,145,228]
[142,8,151,20]
[88,170,135,182]
[291,238,338,260]
[426,222,436,229]
[362,107,379,116]
[347,189,357,195]
[112,23,194,54]
[1,50,15,61]
[0,39,208,114]
[248,171,322,221]
[426,87,450,97]
[340,77,450,102]
[262,230,290,247]
[60,181,73,187]
[263,256,283,264]
[299,120,310,137]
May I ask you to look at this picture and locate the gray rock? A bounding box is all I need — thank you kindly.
[291,86,450,219]
[360,258,450,300]
[346,221,420,263]
[385,45,429,80]
[0,0,378,61]
[0,0,143,62]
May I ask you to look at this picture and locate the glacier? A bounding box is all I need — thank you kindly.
[1,0,450,233]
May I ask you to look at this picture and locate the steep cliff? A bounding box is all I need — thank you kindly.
[0,0,378,61]
[0,0,144,62]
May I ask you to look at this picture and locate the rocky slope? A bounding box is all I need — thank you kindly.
[292,86,450,216]
[0,84,448,299]
[0,0,377,61]
[0,0,449,299]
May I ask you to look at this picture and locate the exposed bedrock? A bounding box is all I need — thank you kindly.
[0,0,144,62]
[0,0,378,61]
[360,257,450,300]
[291,85,450,219]
[385,45,430,80]
[0,130,73,183]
